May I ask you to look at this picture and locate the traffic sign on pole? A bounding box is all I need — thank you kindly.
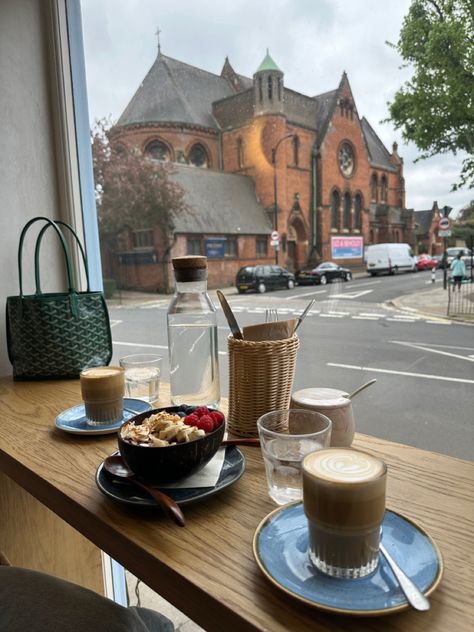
[438,217,451,230]
[271,230,279,242]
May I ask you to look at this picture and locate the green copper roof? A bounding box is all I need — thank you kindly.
[256,48,281,73]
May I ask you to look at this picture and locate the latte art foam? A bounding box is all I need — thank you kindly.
[309,449,384,483]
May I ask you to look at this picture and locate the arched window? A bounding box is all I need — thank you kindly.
[354,193,362,230]
[292,135,299,167]
[258,76,263,102]
[145,140,170,161]
[237,138,244,168]
[381,175,388,203]
[331,190,340,229]
[371,174,378,202]
[188,143,209,168]
[267,75,273,99]
[343,192,351,229]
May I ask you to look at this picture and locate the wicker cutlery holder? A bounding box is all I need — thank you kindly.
[227,334,300,437]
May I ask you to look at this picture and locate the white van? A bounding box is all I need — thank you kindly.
[366,243,416,276]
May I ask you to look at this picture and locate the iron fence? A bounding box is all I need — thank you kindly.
[447,278,474,317]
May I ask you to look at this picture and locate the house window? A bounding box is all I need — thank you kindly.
[225,237,237,257]
[237,138,244,168]
[145,140,170,161]
[256,236,267,256]
[189,143,208,167]
[344,192,351,229]
[292,135,299,166]
[354,193,362,230]
[371,174,378,202]
[331,190,340,229]
[132,229,154,250]
[381,175,388,203]
[187,237,201,255]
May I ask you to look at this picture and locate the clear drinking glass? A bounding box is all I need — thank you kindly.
[119,354,162,403]
[257,409,332,505]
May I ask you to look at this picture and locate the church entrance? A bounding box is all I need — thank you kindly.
[286,216,307,272]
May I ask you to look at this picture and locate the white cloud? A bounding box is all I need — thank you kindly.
[81,0,470,213]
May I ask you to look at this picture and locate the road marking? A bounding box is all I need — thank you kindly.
[320,313,345,318]
[425,320,451,325]
[346,280,382,288]
[359,313,386,318]
[330,290,374,299]
[351,316,380,320]
[386,317,415,323]
[389,340,474,363]
[327,362,474,384]
[399,342,474,351]
[110,320,122,328]
[327,311,350,316]
[114,340,227,356]
[285,289,327,300]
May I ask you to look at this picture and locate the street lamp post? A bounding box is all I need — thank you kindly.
[272,133,295,265]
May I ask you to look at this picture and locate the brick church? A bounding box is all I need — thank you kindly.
[108,47,416,290]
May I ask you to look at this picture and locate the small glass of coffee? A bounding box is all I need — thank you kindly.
[80,366,125,426]
[257,409,332,505]
[303,448,387,579]
[119,354,162,403]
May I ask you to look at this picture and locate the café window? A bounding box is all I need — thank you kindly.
[187,237,201,255]
[225,237,237,257]
[132,229,154,250]
[256,236,268,256]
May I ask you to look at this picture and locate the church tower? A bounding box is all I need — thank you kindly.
[253,49,284,116]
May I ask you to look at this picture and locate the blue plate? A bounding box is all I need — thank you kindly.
[96,445,245,506]
[253,502,443,616]
[55,399,152,435]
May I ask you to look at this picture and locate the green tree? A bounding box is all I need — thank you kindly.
[386,0,474,190]
[91,119,190,292]
[452,200,474,246]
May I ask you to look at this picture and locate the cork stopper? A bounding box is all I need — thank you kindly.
[172,256,208,283]
[172,256,207,270]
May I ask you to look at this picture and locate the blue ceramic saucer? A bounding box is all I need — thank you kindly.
[55,399,152,435]
[253,502,442,616]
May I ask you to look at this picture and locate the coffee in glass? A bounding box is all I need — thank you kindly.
[303,447,386,578]
[80,366,125,425]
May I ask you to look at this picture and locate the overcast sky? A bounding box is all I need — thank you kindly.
[81,0,471,215]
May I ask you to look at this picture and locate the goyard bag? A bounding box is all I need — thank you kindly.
[6,217,113,380]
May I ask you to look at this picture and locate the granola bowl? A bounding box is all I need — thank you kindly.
[117,405,225,484]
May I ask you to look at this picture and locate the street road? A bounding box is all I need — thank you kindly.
[109,271,474,460]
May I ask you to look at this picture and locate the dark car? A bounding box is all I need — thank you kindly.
[236,265,295,294]
[295,261,352,285]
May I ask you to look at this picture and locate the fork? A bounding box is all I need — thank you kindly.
[265,308,279,323]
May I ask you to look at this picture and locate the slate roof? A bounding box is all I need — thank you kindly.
[414,210,434,235]
[361,118,397,172]
[170,165,272,235]
[118,53,236,130]
[312,89,338,139]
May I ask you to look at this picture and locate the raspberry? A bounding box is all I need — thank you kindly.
[184,413,199,427]
[210,411,224,429]
[195,406,210,418]
[197,415,214,433]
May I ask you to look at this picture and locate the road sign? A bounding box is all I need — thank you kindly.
[438,229,452,237]
[438,217,451,230]
[270,239,279,247]
[271,230,279,241]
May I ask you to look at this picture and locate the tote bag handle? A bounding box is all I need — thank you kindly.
[34,219,91,294]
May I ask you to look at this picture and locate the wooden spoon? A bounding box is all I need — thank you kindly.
[103,455,185,527]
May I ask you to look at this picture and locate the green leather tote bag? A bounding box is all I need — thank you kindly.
[6,217,113,380]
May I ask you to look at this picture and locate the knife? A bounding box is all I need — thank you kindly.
[216,291,243,339]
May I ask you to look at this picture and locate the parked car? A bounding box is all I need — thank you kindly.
[295,261,352,285]
[416,254,438,271]
[366,243,416,276]
[436,248,472,269]
[236,265,295,294]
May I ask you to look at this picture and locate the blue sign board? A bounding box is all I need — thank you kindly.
[205,238,226,258]
[331,237,364,259]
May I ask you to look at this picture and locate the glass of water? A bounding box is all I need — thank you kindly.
[119,354,163,404]
[257,409,332,505]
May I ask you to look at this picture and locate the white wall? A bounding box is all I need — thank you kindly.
[0,0,67,376]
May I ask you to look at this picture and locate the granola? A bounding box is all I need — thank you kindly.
[121,410,205,447]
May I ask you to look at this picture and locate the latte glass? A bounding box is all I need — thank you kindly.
[80,366,125,425]
[303,448,387,579]
[257,409,332,505]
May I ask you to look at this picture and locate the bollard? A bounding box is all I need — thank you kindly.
[431,267,436,283]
